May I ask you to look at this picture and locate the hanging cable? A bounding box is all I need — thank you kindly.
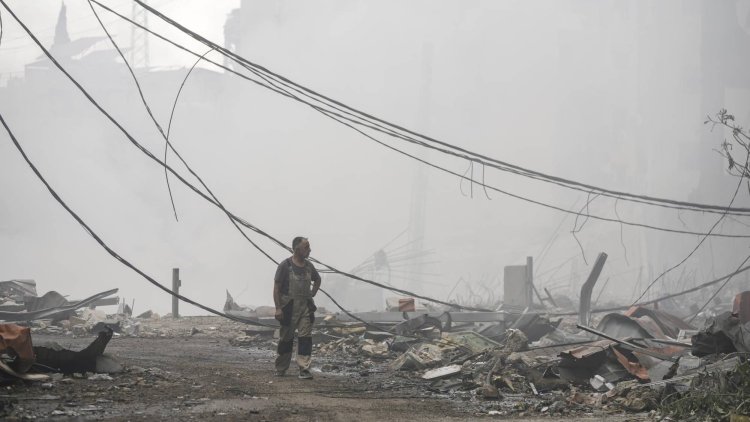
[163,47,214,221]
[9,0,750,321]
[0,111,274,328]
[630,156,748,306]
[131,0,750,218]
[0,7,4,47]
[86,0,178,223]
[87,0,750,239]
[614,198,630,266]
[2,0,497,312]
[85,0,279,266]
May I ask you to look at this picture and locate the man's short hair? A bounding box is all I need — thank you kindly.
[292,236,307,250]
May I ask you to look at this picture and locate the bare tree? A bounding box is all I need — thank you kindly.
[707,109,750,194]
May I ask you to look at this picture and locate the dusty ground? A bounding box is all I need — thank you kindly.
[0,316,652,421]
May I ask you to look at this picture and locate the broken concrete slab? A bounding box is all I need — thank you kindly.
[422,364,461,380]
[589,374,615,392]
[360,341,389,358]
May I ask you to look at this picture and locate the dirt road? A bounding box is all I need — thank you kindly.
[1,317,650,421]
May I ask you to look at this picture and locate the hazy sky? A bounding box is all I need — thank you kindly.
[2,1,750,316]
[0,0,238,75]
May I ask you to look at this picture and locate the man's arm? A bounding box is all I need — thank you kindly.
[273,262,285,321]
[273,280,282,309]
[311,266,321,297]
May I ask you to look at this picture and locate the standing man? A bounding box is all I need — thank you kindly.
[273,236,321,379]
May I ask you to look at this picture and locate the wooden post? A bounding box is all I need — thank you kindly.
[172,268,180,318]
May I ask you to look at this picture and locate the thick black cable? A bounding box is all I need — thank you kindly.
[630,159,747,306]
[87,1,176,224]
[87,0,750,239]
[2,1,495,313]
[132,0,750,217]
[1,0,286,254]
[88,1,744,219]
[82,2,494,312]
[309,105,750,239]
[184,0,750,241]
[223,40,750,219]
[12,1,747,321]
[85,0,279,266]
[225,51,750,238]
[4,87,448,337]
[0,111,273,328]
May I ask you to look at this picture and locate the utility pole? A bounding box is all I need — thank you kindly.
[171,268,180,318]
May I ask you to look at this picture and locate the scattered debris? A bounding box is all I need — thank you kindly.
[692,311,750,356]
[0,288,119,322]
[1,278,747,421]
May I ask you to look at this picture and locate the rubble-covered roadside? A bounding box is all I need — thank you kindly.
[0,315,496,421]
[0,279,748,420]
[242,289,750,421]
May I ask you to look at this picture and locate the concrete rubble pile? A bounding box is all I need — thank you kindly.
[221,288,750,419]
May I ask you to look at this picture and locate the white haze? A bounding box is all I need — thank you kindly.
[1,0,750,315]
